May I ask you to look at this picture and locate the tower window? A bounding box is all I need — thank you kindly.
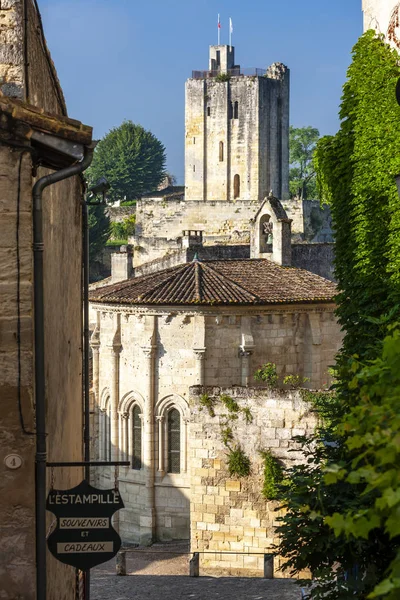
[207,106,211,117]
[193,137,196,144]
[228,102,233,119]
[167,408,181,473]
[234,101,239,119]
[219,141,224,162]
[132,405,142,470]
[193,165,196,172]
[234,174,240,199]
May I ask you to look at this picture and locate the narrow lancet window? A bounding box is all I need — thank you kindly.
[167,408,181,473]
[219,141,224,162]
[234,174,240,199]
[234,101,239,119]
[132,406,142,470]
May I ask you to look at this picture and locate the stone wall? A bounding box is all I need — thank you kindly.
[292,243,335,281]
[133,197,259,268]
[91,302,341,546]
[189,385,316,577]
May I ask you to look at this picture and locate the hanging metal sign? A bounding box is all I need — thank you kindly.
[46,479,124,570]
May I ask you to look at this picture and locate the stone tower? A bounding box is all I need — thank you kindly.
[185,45,290,201]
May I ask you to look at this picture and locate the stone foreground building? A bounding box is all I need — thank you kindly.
[90,196,342,573]
[0,1,93,598]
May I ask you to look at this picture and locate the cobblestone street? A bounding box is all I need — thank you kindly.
[91,543,302,600]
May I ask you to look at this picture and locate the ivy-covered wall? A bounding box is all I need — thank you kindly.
[189,385,317,577]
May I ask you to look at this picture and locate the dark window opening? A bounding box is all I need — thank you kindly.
[207,106,211,117]
[168,408,181,473]
[219,141,224,162]
[132,406,142,470]
[234,174,240,199]
[234,101,239,119]
[228,101,233,119]
[193,164,196,172]
[193,137,196,144]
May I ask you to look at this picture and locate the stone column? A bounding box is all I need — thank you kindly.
[90,315,100,473]
[109,314,122,529]
[141,343,157,545]
[239,349,253,386]
[193,348,206,386]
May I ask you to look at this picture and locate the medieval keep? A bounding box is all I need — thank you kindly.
[89,43,342,576]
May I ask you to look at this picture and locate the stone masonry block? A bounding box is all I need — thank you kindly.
[226,480,241,492]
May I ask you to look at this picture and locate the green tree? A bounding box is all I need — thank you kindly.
[277,32,400,599]
[87,203,110,280]
[87,121,166,203]
[289,126,319,200]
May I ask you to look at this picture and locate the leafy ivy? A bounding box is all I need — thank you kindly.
[277,32,400,600]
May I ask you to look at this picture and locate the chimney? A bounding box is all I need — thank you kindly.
[111,245,133,283]
[181,230,203,249]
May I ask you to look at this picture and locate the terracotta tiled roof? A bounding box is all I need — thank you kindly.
[89,259,336,306]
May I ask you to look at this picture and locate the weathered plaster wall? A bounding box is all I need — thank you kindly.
[0,146,36,599]
[189,385,317,577]
[0,148,84,599]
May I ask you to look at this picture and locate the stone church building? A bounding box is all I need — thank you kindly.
[90,44,342,574]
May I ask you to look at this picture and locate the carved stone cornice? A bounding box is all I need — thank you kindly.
[193,347,206,360]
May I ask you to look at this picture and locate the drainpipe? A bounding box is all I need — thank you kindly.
[33,146,94,600]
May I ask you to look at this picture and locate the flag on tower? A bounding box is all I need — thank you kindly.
[217,14,221,45]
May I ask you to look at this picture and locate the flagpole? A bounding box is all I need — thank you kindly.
[218,14,220,45]
[229,18,231,48]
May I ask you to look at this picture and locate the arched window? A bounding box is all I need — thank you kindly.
[132,405,142,470]
[167,409,181,473]
[259,214,273,253]
[104,399,111,461]
[234,101,239,119]
[219,141,224,162]
[233,174,240,199]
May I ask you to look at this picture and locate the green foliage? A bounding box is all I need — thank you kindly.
[215,72,231,82]
[227,445,251,477]
[283,374,310,389]
[87,120,166,203]
[260,450,284,500]
[199,393,216,417]
[277,32,400,600]
[87,202,110,280]
[220,394,239,413]
[254,363,278,387]
[289,126,319,200]
[324,326,400,600]
[241,407,253,424]
[221,426,234,447]
[314,31,400,361]
[110,215,136,241]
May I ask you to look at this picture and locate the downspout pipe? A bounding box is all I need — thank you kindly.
[33,146,94,600]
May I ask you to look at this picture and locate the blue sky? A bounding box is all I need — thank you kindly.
[40,0,362,183]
